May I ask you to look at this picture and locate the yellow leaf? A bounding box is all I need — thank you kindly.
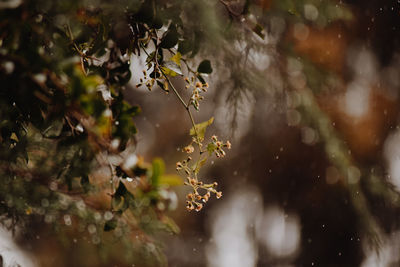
[170,52,181,66]
[189,117,214,141]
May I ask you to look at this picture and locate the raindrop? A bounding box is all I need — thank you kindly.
[304,4,319,21]
[88,224,97,234]
[94,212,102,221]
[111,139,120,149]
[3,61,14,74]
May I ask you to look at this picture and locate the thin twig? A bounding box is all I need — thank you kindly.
[219,0,242,18]
[140,42,204,154]
[161,70,204,154]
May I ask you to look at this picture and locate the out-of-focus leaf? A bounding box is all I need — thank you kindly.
[159,174,183,186]
[151,158,165,186]
[104,218,118,231]
[178,40,192,55]
[80,175,91,192]
[160,28,178,49]
[161,215,180,234]
[113,181,134,212]
[115,181,128,196]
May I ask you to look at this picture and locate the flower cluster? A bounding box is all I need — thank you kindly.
[136,70,155,90]
[183,145,194,154]
[136,69,168,92]
[184,77,209,110]
[184,177,222,211]
[176,157,192,175]
[177,133,231,211]
[209,135,231,158]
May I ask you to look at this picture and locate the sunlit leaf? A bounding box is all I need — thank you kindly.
[190,117,214,141]
[170,52,181,66]
[161,61,182,77]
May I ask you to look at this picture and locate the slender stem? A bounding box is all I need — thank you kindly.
[107,155,115,210]
[140,42,204,154]
[219,0,242,18]
[165,74,188,109]
[162,72,204,154]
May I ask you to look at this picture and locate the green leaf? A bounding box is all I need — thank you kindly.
[151,158,165,186]
[159,174,183,186]
[178,40,192,55]
[126,105,141,116]
[197,60,212,74]
[160,28,178,49]
[207,142,217,154]
[189,117,214,142]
